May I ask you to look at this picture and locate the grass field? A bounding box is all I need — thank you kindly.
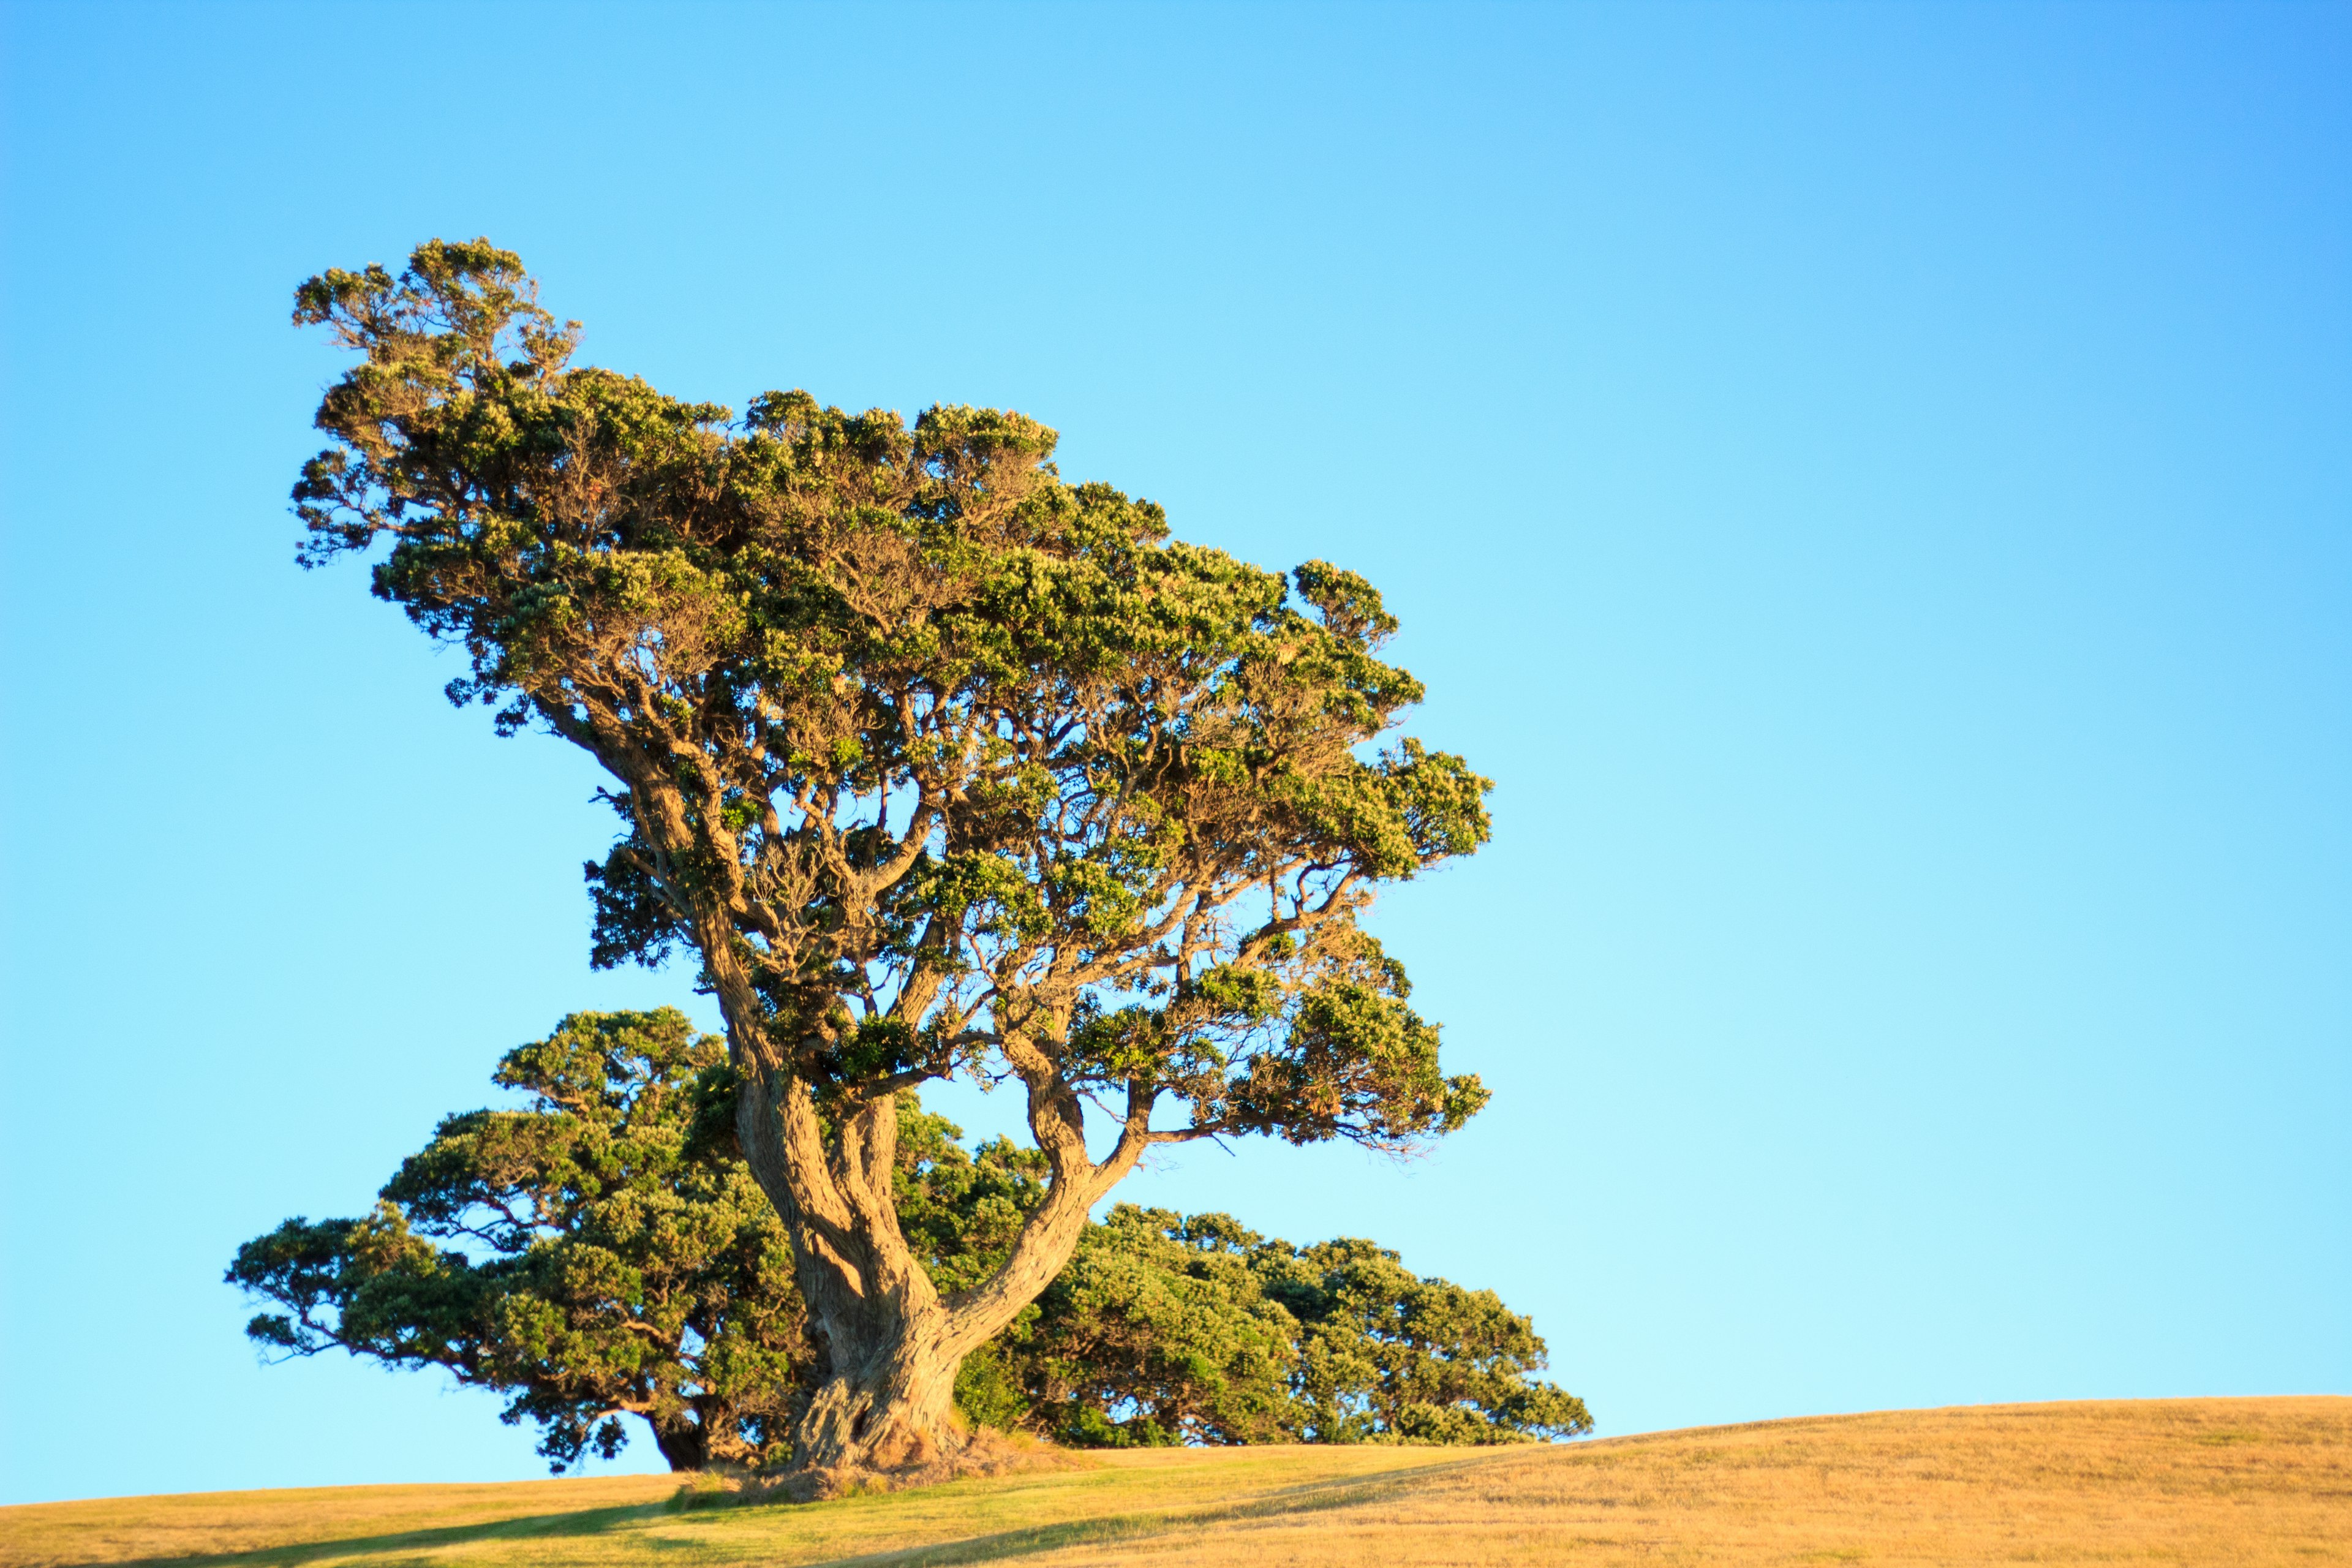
[4,1398,2345,1567]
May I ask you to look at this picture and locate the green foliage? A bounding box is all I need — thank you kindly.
[1005,1208,1301,1446]
[1263,1235,1594,1445]
[228,1011,805,1472]
[889,1117,1052,1298]
[996,1208,1592,1449]
[235,1019,1586,1468]
[290,238,1494,1159]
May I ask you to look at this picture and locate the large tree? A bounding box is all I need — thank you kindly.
[292,239,1495,1485]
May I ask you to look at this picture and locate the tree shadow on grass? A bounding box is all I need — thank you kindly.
[72,1452,1518,1568]
[91,1501,667,1568]
[824,1452,1510,1568]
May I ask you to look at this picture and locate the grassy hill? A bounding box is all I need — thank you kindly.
[4,1398,2345,1567]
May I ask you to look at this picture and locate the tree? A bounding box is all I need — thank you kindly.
[231,1012,1588,1469]
[291,238,1496,1485]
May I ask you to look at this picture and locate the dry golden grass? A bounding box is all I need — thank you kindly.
[4,1398,2344,1567]
[0,1477,679,1568]
[1049,1397,2352,1566]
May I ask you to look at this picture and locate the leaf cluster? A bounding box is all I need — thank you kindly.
[228,1010,804,1471]
[989,1207,1593,1449]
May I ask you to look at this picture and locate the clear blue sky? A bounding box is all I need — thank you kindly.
[2,1,2345,1506]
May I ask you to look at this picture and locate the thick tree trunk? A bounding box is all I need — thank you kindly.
[646,1415,709,1472]
[794,1312,964,1474]
[697,929,1148,1490]
[732,1063,970,1482]
[724,1054,1126,1488]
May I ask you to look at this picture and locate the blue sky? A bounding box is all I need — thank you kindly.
[2,1,2345,1504]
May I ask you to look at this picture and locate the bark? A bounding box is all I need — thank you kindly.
[793,1313,963,1474]
[647,1415,708,1472]
[729,1048,1144,1485]
[733,1063,960,1475]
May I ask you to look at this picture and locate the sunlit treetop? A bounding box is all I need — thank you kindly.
[295,237,1491,1174]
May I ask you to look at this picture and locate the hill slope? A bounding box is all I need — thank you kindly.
[4,1398,2345,1567]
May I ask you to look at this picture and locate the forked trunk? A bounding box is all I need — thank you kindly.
[722,1018,1139,1491]
[734,1063,978,1485]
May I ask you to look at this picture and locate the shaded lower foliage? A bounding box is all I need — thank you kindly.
[230,1011,805,1471]
[987,1208,1302,1446]
[232,1009,1588,1471]
[989,1207,1591,1447]
[1267,1233,1595,1444]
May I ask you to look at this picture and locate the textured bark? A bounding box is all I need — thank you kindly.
[731,1047,1139,1483]
[647,1415,709,1473]
[733,1065,946,1475]
[794,1317,962,1474]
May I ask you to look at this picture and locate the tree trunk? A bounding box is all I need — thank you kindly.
[646,1414,709,1472]
[733,1063,970,1482]
[794,1311,965,1475]
[717,1007,1147,1488]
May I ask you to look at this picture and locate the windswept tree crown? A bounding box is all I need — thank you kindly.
[295,238,1492,1152]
